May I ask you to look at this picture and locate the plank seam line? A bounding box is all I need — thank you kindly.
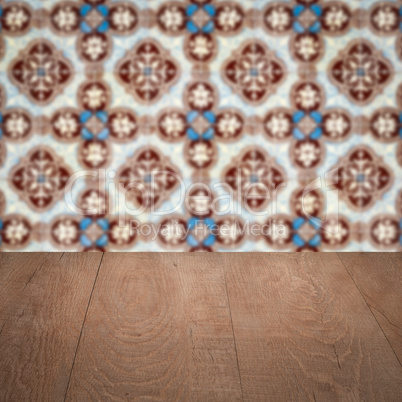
[0,322,5,337]
[223,269,245,402]
[63,252,105,401]
[369,304,400,330]
[22,252,50,291]
[336,254,402,368]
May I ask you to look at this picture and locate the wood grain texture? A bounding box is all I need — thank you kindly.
[224,253,402,401]
[337,252,402,364]
[65,253,242,401]
[0,252,102,401]
[1,252,401,401]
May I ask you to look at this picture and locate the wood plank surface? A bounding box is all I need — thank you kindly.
[223,253,402,401]
[0,252,102,401]
[0,253,51,320]
[1,252,401,401]
[65,253,242,401]
[337,252,402,364]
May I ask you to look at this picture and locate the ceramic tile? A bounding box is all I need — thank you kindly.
[0,0,401,251]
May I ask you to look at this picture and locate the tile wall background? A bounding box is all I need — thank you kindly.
[0,0,401,251]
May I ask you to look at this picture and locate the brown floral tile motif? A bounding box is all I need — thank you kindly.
[47,80,139,170]
[0,84,34,168]
[0,2,35,61]
[155,79,247,173]
[49,0,140,63]
[0,213,35,250]
[366,82,402,168]
[368,2,402,61]
[262,79,354,173]
[260,185,357,252]
[263,0,353,64]
[329,146,394,211]
[8,146,72,211]
[222,40,287,105]
[116,147,181,211]
[1,3,33,36]
[115,40,180,104]
[368,214,402,251]
[156,0,246,63]
[48,187,137,251]
[364,190,402,251]
[222,147,287,212]
[329,40,394,105]
[8,40,74,105]
[154,184,247,252]
[0,0,401,251]
[1,187,39,251]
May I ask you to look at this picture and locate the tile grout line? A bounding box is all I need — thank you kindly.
[63,252,105,401]
[336,253,402,368]
[223,266,245,402]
